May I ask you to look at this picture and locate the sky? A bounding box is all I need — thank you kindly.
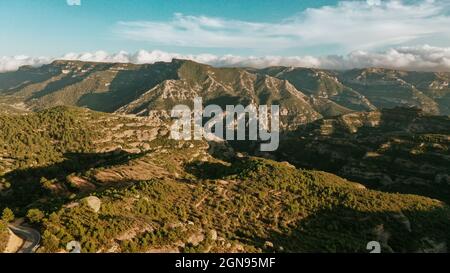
[1,0,450,71]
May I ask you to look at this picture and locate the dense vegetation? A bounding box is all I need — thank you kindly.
[0,106,96,170]
[271,108,450,204]
[1,106,449,253]
[0,107,103,214]
[37,157,450,253]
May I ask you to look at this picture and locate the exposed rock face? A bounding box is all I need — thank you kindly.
[0,59,322,129]
[67,176,96,192]
[257,66,376,114]
[116,61,322,128]
[187,231,205,246]
[2,60,449,124]
[257,66,450,116]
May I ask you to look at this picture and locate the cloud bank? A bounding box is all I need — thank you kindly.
[1,45,450,73]
[116,0,450,52]
[0,56,53,73]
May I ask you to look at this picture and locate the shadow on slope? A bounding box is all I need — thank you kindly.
[0,66,59,94]
[0,150,145,215]
[77,63,180,112]
[184,156,450,253]
[242,205,450,253]
[231,107,450,204]
[28,64,112,100]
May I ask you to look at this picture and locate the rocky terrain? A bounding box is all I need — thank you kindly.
[0,60,322,128]
[266,107,450,204]
[257,66,450,116]
[0,107,448,253]
[0,60,449,253]
[1,59,449,120]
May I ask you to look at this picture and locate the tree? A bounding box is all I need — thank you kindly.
[2,208,14,223]
[42,230,60,252]
[27,208,45,224]
[40,177,54,190]
[49,212,60,224]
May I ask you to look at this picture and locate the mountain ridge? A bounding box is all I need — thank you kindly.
[1,59,449,120]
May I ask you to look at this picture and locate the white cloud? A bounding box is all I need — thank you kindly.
[116,13,291,49]
[115,0,450,52]
[0,56,53,73]
[334,45,450,71]
[62,51,131,63]
[1,45,450,72]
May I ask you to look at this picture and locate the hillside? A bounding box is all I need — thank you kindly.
[270,107,450,204]
[0,107,449,253]
[40,156,450,253]
[116,60,321,127]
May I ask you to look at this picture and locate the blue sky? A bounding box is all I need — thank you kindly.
[0,0,336,56]
[1,0,450,72]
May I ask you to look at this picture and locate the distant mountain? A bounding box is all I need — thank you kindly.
[256,66,450,116]
[338,68,448,115]
[255,66,376,114]
[1,59,449,121]
[0,60,322,127]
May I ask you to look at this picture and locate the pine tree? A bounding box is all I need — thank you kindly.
[1,208,15,223]
[27,208,45,224]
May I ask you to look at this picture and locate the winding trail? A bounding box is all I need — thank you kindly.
[8,224,41,253]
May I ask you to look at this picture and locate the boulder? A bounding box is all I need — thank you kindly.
[82,196,101,213]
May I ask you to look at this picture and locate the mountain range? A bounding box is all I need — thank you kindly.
[1,59,449,119]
